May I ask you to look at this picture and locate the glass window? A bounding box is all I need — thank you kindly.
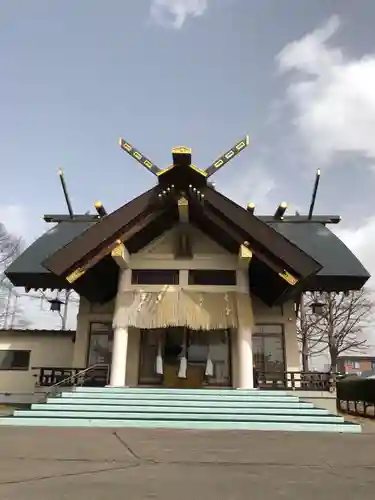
[88,323,113,366]
[0,350,30,370]
[188,270,236,286]
[254,324,283,334]
[252,325,285,376]
[131,270,179,285]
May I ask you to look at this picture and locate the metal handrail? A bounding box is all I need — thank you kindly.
[41,364,110,401]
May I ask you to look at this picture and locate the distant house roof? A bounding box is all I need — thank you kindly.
[0,328,75,335]
[338,355,375,360]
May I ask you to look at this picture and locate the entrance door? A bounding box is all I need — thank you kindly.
[163,327,188,387]
[138,328,231,388]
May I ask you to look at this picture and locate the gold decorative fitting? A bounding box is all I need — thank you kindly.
[156,165,174,176]
[178,197,188,207]
[111,244,124,258]
[239,244,252,260]
[66,267,85,284]
[189,164,208,176]
[172,146,192,154]
[279,270,298,286]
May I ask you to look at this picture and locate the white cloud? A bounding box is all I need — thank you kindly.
[0,204,45,244]
[220,163,278,213]
[277,15,375,166]
[0,205,29,240]
[334,216,375,289]
[150,0,208,29]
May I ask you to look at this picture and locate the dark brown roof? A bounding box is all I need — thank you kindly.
[44,187,320,277]
[5,186,370,305]
[35,183,324,305]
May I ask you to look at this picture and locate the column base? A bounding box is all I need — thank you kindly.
[235,387,258,390]
[105,385,129,388]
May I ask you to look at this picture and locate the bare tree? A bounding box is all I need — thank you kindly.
[0,222,26,328]
[297,294,325,372]
[297,289,374,371]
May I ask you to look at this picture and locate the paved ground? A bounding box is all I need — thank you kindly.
[0,427,375,499]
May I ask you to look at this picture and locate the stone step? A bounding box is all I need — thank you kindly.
[14,409,344,423]
[75,387,291,396]
[32,404,330,415]
[59,392,301,402]
[48,397,309,408]
[0,417,361,433]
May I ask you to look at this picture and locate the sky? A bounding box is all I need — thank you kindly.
[1,0,375,331]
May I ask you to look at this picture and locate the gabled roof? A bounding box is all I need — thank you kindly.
[32,182,321,305]
[5,144,370,305]
[43,186,320,280]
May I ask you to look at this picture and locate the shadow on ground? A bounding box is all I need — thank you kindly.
[0,427,375,499]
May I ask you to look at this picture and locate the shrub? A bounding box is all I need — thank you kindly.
[337,376,375,404]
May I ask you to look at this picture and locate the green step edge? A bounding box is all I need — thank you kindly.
[74,387,292,396]
[45,398,314,408]
[0,417,362,433]
[14,410,345,423]
[58,393,301,402]
[31,404,330,415]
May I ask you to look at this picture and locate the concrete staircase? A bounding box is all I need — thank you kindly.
[0,387,361,433]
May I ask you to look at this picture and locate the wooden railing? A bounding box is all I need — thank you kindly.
[34,365,110,387]
[34,367,335,392]
[255,371,336,392]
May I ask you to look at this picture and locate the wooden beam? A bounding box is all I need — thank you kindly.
[256,215,341,224]
[238,242,253,268]
[44,187,157,277]
[203,188,322,278]
[65,210,160,284]
[246,202,255,215]
[274,202,288,219]
[111,240,130,269]
[66,237,121,283]
[94,201,107,217]
[43,215,99,223]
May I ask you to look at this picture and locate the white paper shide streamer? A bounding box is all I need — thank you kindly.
[205,344,214,377]
[155,335,164,375]
[178,329,187,379]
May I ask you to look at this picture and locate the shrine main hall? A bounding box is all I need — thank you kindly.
[5,138,370,390]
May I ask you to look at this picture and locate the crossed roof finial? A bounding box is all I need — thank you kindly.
[119,135,250,187]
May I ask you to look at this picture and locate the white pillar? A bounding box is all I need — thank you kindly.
[237,324,254,389]
[109,268,131,387]
[236,269,254,389]
[109,327,128,386]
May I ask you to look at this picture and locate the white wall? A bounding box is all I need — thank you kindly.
[0,329,74,403]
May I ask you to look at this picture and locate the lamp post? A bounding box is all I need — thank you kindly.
[48,289,72,330]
